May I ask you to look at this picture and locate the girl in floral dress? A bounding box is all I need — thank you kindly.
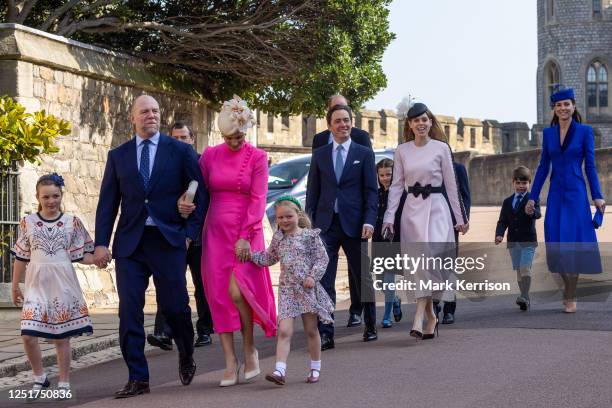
[11,173,94,399]
[250,196,333,385]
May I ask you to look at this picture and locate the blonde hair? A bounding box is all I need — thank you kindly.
[275,200,311,229]
[403,109,448,143]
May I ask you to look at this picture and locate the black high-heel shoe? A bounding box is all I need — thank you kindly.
[423,319,439,340]
[409,329,423,339]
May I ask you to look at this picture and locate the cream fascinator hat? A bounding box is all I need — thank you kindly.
[217,95,255,136]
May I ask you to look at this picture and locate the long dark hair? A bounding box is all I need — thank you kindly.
[550,99,583,126]
[403,109,447,143]
[376,158,394,189]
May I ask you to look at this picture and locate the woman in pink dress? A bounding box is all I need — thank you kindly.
[198,97,276,386]
[383,103,468,341]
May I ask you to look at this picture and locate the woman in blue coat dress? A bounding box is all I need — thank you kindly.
[526,88,606,313]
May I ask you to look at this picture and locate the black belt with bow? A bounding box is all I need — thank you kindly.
[408,182,443,199]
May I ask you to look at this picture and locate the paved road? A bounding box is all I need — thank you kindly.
[2,292,612,408]
[2,206,611,407]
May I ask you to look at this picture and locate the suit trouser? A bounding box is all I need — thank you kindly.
[319,214,376,338]
[348,265,364,316]
[154,243,213,337]
[116,227,194,381]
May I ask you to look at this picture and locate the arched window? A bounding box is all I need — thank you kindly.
[587,61,608,108]
[546,62,560,96]
[594,0,602,15]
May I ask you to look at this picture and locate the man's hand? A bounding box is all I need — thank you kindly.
[94,246,111,268]
[235,239,251,262]
[495,236,503,245]
[361,225,374,240]
[178,192,196,218]
[12,284,23,306]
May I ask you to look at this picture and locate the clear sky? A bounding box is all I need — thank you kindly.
[365,0,538,125]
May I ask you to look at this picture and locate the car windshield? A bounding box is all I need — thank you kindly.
[268,159,310,190]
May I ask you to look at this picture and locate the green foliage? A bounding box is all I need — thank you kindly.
[209,0,395,115]
[4,0,394,115]
[0,96,70,171]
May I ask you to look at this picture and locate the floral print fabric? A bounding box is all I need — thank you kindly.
[252,228,334,323]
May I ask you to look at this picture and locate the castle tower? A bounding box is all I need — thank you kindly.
[537,0,612,146]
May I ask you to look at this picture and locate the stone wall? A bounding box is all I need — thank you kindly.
[0,24,224,307]
[466,147,612,205]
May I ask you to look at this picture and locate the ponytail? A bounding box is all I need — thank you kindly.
[297,210,312,229]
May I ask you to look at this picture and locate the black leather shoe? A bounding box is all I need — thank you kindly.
[320,334,335,351]
[347,314,362,327]
[442,313,455,324]
[114,380,150,398]
[179,357,196,385]
[147,333,173,351]
[363,327,378,342]
[194,333,212,347]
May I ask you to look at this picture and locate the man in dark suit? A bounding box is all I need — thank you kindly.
[436,161,471,324]
[94,95,207,398]
[306,104,378,350]
[147,122,213,351]
[311,94,372,328]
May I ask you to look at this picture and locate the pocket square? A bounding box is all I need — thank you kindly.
[353,160,360,164]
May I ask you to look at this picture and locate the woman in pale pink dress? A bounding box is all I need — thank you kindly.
[195,96,276,386]
[383,103,468,340]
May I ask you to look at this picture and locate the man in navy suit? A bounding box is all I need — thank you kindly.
[94,95,207,398]
[311,94,372,328]
[306,104,378,350]
[147,122,213,350]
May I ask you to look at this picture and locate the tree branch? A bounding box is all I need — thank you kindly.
[38,0,81,32]
[16,0,38,24]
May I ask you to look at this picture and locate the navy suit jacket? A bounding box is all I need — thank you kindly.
[312,127,372,150]
[306,141,378,238]
[496,192,541,246]
[95,134,208,258]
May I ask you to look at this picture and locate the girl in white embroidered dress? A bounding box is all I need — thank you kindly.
[11,173,94,398]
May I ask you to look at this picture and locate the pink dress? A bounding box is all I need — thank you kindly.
[384,140,467,298]
[199,142,276,337]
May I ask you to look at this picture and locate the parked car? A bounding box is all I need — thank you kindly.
[266,149,395,226]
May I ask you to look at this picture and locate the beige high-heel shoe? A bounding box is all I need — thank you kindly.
[219,360,241,387]
[563,299,577,313]
[244,349,260,381]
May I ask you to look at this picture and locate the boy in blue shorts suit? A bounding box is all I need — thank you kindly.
[495,166,541,311]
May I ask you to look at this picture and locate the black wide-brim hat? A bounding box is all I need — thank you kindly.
[407,103,429,120]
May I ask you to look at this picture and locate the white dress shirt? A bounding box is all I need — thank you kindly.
[136,132,160,226]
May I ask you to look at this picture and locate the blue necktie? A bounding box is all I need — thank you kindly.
[514,194,523,210]
[140,139,151,189]
[334,145,345,183]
